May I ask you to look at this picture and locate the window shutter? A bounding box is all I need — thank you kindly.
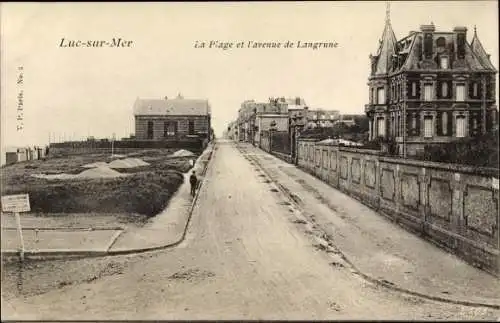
[436,112,442,135]
[415,112,420,136]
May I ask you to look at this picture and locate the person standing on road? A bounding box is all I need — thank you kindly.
[189,171,198,197]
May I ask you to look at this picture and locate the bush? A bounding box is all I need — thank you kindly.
[422,130,499,168]
[0,148,198,217]
[2,171,184,217]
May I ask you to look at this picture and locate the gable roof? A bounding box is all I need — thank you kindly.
[133,98,211,116]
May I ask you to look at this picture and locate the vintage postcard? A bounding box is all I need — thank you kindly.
[1,1,499,320]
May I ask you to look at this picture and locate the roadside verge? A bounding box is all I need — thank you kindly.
[1,143,216,261]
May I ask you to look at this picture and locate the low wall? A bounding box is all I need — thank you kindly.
[271,151,293,163]
[49,139,207,157]
[297,139,500,276]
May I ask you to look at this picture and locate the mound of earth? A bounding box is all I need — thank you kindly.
[77,166,125,178]
[108,158,150,169]
[172,149,195,157]
[82,158,150,169]
[82,161,109,168]
[31,166,127,180]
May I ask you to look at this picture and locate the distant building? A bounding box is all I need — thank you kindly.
[226,120,238,140]
[133,94,211,141]
[365,5,497,156]
[305,109,341,128]
[334,114,362,127]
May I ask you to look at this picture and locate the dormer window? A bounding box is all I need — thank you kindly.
[440,56,449,69]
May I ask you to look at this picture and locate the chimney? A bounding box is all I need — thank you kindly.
[420,23,435,32]
[454,26,467,59]
[453,26,468,33]
[421,23,435,59]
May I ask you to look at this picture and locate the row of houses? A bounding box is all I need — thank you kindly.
[225,97,360,144]
[227,11,499,159]
[4,146,48,165]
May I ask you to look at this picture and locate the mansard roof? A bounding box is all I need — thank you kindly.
[383,28,496,74]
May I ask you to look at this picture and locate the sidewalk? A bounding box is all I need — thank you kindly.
[1,144,215,259]
[109,145,213,251]
[238,143,500,308]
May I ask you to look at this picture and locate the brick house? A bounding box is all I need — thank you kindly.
[365,5,497,156]
[133,94,211,140]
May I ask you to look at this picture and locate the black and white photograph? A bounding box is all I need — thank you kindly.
[1,1,499,320]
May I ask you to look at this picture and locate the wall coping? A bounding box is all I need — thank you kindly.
[298,139,499,178]
[379,155,500,177]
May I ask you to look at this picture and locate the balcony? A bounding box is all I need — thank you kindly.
[365,104,388,112]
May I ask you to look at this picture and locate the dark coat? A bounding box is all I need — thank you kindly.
[189,174,198,186]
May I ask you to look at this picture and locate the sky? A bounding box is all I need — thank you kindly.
[1,1,498,154]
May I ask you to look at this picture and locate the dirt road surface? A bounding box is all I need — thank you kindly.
[2,141,499,320]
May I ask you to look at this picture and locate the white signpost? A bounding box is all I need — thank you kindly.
[1,194,30,261]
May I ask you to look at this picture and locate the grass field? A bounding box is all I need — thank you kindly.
[1,149,199,219]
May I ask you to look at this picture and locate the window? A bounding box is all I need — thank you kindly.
[442,112,448,135]
[412,114,417,130]
[377,87,385,104]
[473,83,478,97]
[436,37,446,48]
[164,122,169,138]
[188,120,195,135]
[456,116,466,137]
[165,121,176,137]
[424,84,433,101]
[147,121,154,139]
[456,84,465,101]
[391,116,395,136]
[440,56,449,69]
[424,116,433,138]
[412,82,417,97]
[371,88,376,104]
[397,115,401,137]
[377,117,385,137]
[441,82,448,98]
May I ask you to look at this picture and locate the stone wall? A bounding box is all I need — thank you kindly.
[297,139,500,275]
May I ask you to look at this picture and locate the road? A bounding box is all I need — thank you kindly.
[1,140,499,320]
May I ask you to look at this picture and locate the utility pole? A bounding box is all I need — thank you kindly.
[111,133,116,156]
